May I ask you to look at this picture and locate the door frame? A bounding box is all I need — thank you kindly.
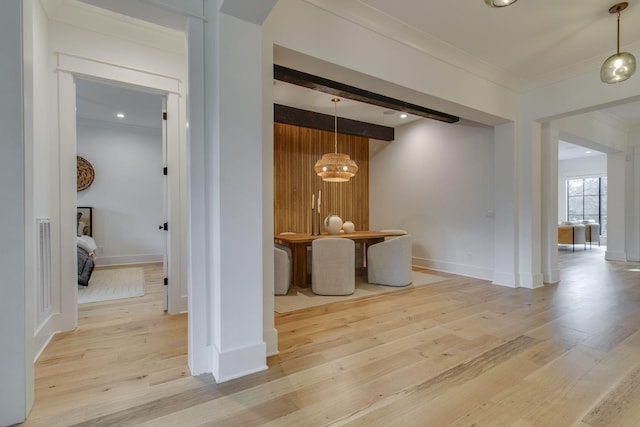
[56,53,188,320]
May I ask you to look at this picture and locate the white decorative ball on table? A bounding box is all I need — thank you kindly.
[324,214,343,235]
[342,221,355,234]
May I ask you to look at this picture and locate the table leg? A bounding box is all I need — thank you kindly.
[291,243,308,288]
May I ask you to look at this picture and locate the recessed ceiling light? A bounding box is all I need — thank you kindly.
[116,113,125,119]
[586,151,592,154]
[400,113,408,119]
[383,110,396,115]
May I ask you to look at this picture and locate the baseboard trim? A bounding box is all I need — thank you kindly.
[605,250,626,262]
[519,272,544,289]
[492,271,518,288]
[212,341,267,383]
[33,313,57,362]
[95,254,163,266]
[543,269,560,285]
[264,327,279,357]
[413,256,493,281]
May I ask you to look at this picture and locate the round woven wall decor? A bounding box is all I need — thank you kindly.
[77,156,95,191]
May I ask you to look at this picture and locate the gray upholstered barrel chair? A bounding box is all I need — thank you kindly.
[274,245,291,295]
[367,234,412,287]
[379,228,408,241]
[311,238,355,296]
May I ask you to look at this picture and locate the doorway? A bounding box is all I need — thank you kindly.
[557,140,608,250]
[55,53,187,330]
[75,78,167,308]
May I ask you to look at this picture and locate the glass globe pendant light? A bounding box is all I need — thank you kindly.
[484,0,518,7]
[314,98,358,183]
[600,2,636,84]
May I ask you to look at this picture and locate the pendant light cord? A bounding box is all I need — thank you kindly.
[333,98,339,153]
[616,10,621,54]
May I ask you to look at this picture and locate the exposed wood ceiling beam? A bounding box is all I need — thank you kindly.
[274,65,459,124]
[274,104,395,141]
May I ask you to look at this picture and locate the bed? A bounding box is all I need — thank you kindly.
[77,207,97,286]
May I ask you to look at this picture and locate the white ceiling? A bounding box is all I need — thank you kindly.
[355,0,640,86]
[558,140,606,161]
[69,0,640,132]
[76,79,163,130]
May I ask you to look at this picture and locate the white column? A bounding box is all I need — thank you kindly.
[492,122,518,287]
[262,22,278,356]
[204,4,267,382]
[57,71,79,331]
[541,124,560,284]
[627,143,640,261]
[606,152,627,261]
[185,14,212,375]
[0,1,28,424]
[517,120,544,289]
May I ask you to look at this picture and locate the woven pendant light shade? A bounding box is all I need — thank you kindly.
[314,98,358,182]
[314,152,359,182]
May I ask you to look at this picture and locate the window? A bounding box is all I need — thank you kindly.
[567,176,607,235]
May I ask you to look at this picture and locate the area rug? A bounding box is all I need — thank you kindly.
[78,267,145,304]
[275,270,446,313]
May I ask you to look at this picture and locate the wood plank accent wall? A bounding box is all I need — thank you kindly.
[274,123,369,235]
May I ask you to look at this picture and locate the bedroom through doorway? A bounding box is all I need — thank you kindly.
[75,78,167,309]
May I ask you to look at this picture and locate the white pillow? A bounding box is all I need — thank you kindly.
[77,235,97,255]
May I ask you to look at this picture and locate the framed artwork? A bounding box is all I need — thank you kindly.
[77,206,93,237]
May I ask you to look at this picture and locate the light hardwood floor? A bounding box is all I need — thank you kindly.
[21,249,640,426]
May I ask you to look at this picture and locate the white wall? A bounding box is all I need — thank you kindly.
[557,154,607,223]
[25,0,56,378]
[370,119,495,280]
[77,119,164,266]
[1,2,27,424]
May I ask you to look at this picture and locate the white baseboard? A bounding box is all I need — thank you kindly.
[543,269,560,285]
[413,256,493,281]
[492,271,518,288]
[605,250,626,261]
[264,327,279,357]
[518,272,544,289]
[212,341,268,383]
[33,313,57,362]
[95,253,163,266]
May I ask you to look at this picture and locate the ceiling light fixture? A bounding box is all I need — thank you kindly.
[116,112,125,118]
[600,2,636,84]
[400,113,408,118]
[314,98,358,183]
[484,0,518,7]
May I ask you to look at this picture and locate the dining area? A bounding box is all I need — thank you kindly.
[273,110,414,299]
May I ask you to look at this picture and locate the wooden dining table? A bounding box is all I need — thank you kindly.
[274,230,407,288]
